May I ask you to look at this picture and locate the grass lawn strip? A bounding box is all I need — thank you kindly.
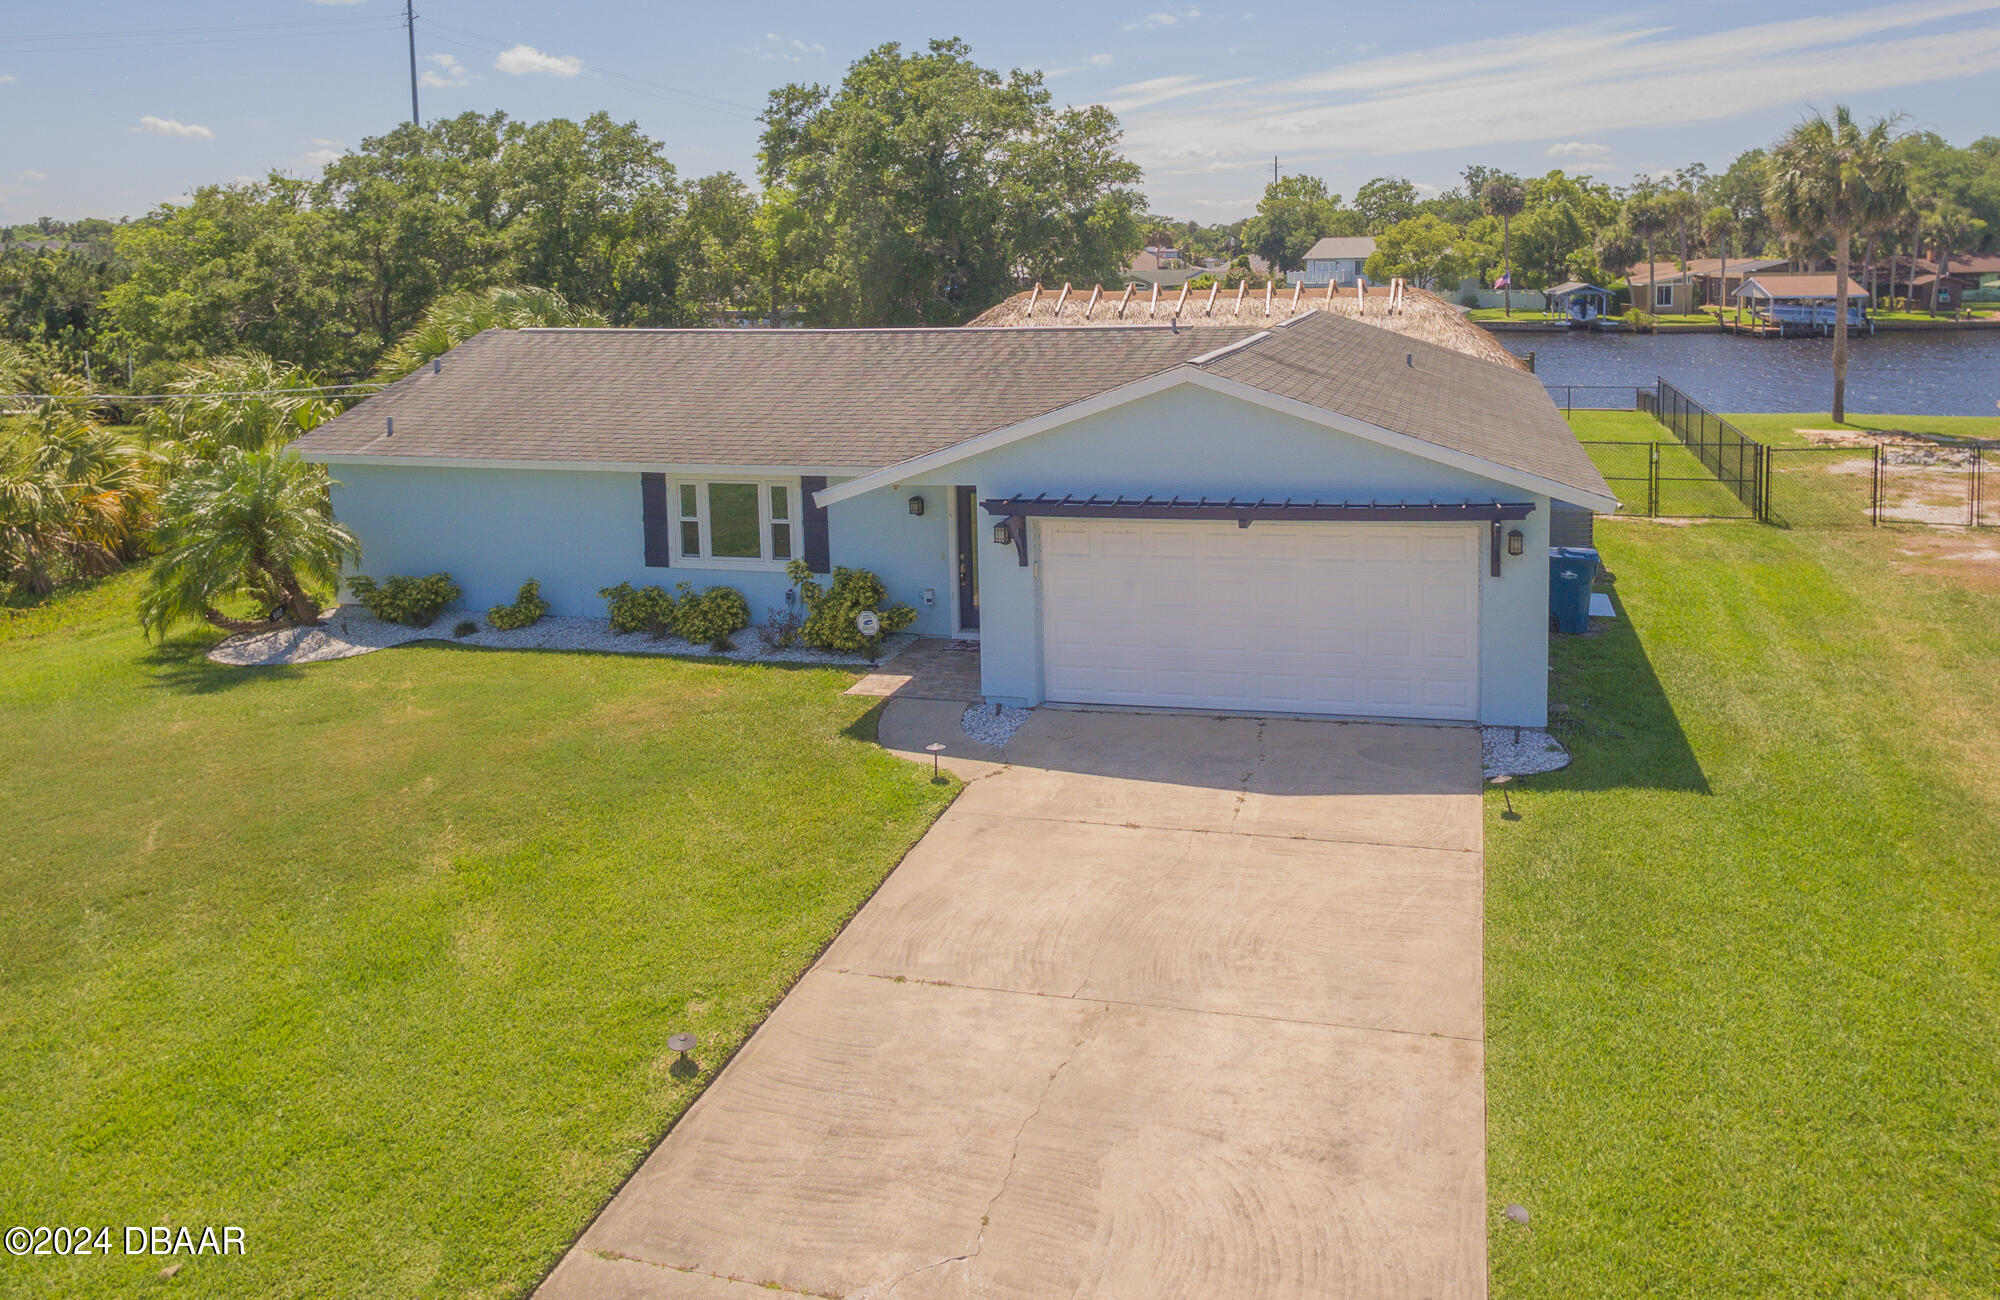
[1485,521,2000,1296]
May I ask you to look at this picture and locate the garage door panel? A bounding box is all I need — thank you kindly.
[1039,520,1479,721]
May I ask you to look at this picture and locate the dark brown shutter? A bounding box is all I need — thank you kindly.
[640,473,671,567]
[800,475,831,574]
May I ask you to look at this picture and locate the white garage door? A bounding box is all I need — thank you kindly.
[1039,519,1480,720]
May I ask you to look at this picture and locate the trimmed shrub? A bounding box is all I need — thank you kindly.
[1621,307,1658,334]
[785,559,917,654]
[346,572,461,627]
[671,582,750,651]
[599,583,675,637]
[453,620,478,638]
[487,579,549,631]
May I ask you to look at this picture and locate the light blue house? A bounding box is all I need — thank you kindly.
[293,315,1614,726]
[1296,237,1377,288]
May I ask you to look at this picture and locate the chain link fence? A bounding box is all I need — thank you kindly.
[1554,377,1995,531]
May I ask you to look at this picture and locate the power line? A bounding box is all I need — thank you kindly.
[415,18,762,120]
[0,16,402,55]
[1,383,385,405]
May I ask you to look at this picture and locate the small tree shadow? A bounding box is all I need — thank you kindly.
[143,637,306,693]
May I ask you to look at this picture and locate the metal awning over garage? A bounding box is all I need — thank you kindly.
[980,494,1537,573]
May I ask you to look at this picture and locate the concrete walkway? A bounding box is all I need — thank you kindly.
[540,708,1486,1299]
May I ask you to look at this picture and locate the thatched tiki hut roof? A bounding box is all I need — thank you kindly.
[967,279,1526,371]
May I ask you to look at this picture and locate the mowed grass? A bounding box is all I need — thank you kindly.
[1566,410,1751,518]
[1726,411,2000,446]
[1485,521,2000,1296]
[0,574,955,1298]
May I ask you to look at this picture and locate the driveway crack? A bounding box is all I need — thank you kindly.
[1228,718,1264,831]
[863,1018,1101,1297]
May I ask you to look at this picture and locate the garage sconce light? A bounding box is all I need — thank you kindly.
[907,495,925,516]
[1506,529,1525,557]
[992,520,1012,546]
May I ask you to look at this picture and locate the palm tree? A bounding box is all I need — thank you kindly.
[1480,176,1526,316]
[1659,186,1700,314]
[1704,205,1736,318]
[1624,195,1669,316]
[139,448,358,636]
[373,285,606,383]
[0,371,154,594]
[1765,106,1907,423]
[1922,201,1985,316]
[146,353,345,469]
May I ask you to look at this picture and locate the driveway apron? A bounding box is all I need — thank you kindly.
[539,708,1486,1299]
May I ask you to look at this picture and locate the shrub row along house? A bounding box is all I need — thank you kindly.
[292,310,1612,726]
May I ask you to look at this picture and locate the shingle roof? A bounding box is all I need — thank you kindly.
[1629,257,1786,283]
[293,326,1257,468]
[1198,312,1611,505]
[294,315,1611,508]
[1303,237,1377,261]
[1730,274,1869,299]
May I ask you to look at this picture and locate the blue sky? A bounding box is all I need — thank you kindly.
[5,0,2000,224]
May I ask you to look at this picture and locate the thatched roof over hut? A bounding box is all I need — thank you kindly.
[967,280,1526,371]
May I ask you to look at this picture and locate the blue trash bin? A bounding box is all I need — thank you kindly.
[1548,547,1599,635]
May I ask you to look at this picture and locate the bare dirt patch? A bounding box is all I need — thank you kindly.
[1889,531,2000,595]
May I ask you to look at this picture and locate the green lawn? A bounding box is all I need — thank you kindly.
[0,575,954,1298]
[1726,411,2000,446]
[1486,521,2000,1296]
[1565,410,1751,518]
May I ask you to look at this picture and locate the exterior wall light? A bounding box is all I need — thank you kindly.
[907,495,925,516]
[1506,529,1525,557]
[992,520,1012,545]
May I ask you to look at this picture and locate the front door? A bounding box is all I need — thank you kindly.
[953,485,980,632]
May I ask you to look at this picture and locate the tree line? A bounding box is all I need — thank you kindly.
[1144,130,1997,310]
[0,39,1144,392]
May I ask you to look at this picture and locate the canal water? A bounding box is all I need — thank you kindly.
[1502,329,2000,415]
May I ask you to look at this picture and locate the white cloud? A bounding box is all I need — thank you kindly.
[494,44,583,77]
[1546,140,1612,159]
[1120,0,2000,214]
[302,150,342,168]
[133,116,214,139]
[20,170,45,182]
[0,75,15,84]
[420,53,473,88]
[790,38,825,53]
[1087,53,1116,66]
[1104,73,1256,113]
[1124,7,1198,30]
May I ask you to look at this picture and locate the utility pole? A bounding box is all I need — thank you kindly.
[1272,156,1279,185]
[405,0,420,126]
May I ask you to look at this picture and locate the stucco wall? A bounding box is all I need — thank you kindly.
[884,383,1553,725]
[328,464,956,634]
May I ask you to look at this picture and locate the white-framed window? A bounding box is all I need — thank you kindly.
[1656,284,1675,307]
[671,478,799,570]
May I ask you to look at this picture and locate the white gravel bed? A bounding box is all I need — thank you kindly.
[961,701,1033,748]
[1481,726,1571,778]
[209,606,916,669]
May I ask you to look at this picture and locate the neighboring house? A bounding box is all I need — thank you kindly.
[292,316,1613,726]
[1297,237,1376,288]
[1627,258,1789,314]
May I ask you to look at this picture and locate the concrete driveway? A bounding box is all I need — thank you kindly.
[540,708,1486,1299]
